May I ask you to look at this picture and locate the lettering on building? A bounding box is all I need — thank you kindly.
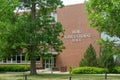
[64,29,91,42]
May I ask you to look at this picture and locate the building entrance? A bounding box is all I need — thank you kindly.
[43,56,56,69]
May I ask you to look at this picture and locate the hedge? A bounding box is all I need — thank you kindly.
[72,67,108,74]
[110,67,120,74]
[0,65,30,72]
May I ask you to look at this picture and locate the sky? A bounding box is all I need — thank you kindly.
[61,0,86,5]
[101,32,120,44]
[14,0,86,13]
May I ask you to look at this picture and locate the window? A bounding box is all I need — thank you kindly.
[0,53,26,64]
[51,11,57,21]
[0,53,41,64]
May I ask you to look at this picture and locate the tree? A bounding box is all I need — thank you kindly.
[0,0,64,75]
[86,0,120,38]
[0,0,20,58]
[98,39,116,71]
[80,44,97,67]
[86,0,120,71]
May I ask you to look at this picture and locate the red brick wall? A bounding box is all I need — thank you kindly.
[56,4,100,71]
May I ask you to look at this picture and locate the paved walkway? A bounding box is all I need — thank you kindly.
[36,70,120,76]
[37,69,69,74]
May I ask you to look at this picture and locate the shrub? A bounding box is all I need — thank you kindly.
[80,44,97,67]
[0,65,30,72]
[72,67,108,74]
[98,53,115,69]
[98,39,115,69]
[110,67,120,74]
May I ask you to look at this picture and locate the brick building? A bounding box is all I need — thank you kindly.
[0,3,100,71]
[40,4,100,71]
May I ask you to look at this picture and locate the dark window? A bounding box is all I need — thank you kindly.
[17,55,20,63]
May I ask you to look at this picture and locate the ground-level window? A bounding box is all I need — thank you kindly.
[0,53,40,64]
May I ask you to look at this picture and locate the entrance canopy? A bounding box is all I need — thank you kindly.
[44,51,58,55]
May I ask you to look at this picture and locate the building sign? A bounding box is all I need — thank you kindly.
[64,29,91,42]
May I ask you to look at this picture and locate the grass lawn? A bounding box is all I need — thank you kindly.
[0,72,120,80]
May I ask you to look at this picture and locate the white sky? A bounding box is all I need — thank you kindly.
[14,0,86,13]
[101,32,120,44]
[61,0,86,5]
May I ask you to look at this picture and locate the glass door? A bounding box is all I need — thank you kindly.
[43,56,56,69]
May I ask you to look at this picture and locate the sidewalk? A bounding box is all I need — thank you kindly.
[37,69,69,74]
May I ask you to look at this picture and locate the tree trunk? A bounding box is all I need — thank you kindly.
[31,1,36,22]
[30,58,37,75]
[30,1,37,75]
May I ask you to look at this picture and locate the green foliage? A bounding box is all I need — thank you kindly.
[0,0,64,75]
[98,39,116,69]
[0,0,65,58]
[25,52,29,62]
[0,0,20,57]
[110,67,120,74]
[98,53,115,69]
[69,66,73,74]
[86,0,120,73]
[0,0,19,22]
[80,44,97,67]
[72,67,107,74]
[86,0,120,37]
[98,39,119,54]
[72,66,120,74]
[0,65,30,72]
